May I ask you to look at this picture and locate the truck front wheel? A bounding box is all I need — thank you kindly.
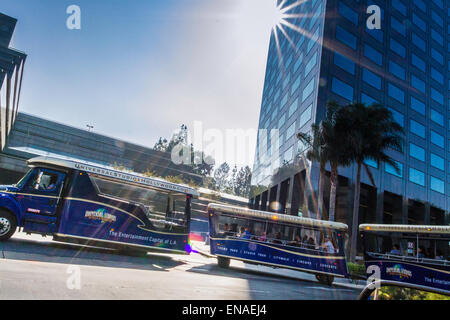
[0,210,17,241]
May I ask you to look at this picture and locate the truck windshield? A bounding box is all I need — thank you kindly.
[15,169,34,189]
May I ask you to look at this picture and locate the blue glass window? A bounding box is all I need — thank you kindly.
[282,74,290,89]
[411,75,425,93]
[367,28,383,42]
[291,75,301,95]
[363,68,382,89]
[299,104,312,128]
[304,52,317,78]
[431,153,444,170]
[411,54,426,72]
[431,11,443,28]
[431,48,443,65]
[390,38,405,57]
[285,121,296,140]
[362,93,379,105]
[338,1,358,25]
[431,130,444,148]
[332,77,354,101]
[302,78,315,102]
[431,0,443,8]
[364,159,378,169]
[410,97,425,115]
[307,27,320,53]
[413,0,426,12]
[388,83,404,103]
[412,14,427,32]
[410,120,425,138]
[293,54,303,72]
[364,44,383,66]
[409,143,425,161]
[288,98,298,118]
[431,87,444,105]
[389,60,405,80]
[412,33,426,52]
[431,109,444,126]
[334,52,355,74]
[388,107,404,126]
[280,94,288,109]
[336,26,357,49]
[385,161,403,178]
[430,176,444,194]
[409,168,425,186]
[431,29,443,46]
[392,0,407,16]
[431,68,444,84]
[391,16,406,36]
[278,113,286,128]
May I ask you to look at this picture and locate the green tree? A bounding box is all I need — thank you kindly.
[234,166,252,198]
[336,103,403,262]
[214,162,230,192]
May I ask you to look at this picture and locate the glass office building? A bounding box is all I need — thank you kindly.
[251,0,449,229]
[0,13,26,151]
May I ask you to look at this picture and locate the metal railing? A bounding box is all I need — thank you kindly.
[368,252,449,266]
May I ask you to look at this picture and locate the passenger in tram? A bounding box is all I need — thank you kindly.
[240,227,252,239]
[417,246,425,259]
[321,235,336,254]
[389,244,401,255]
[306,236,316,249]
[301,235,309,246]
[289,234,302,247]
[271,232,283,244]
[222,223,233,236]
[435,249,444,260]
[257,231,267,242]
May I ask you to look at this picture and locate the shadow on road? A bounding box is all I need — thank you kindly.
[186,260,319,284]
[185,261,360,300]
[0,236,185,272]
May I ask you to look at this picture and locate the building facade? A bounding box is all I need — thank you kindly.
[251,0,449,230]
[0,13,26,151]
[0,112,204,184]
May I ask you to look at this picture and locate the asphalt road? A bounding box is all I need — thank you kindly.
[0,232,361,300]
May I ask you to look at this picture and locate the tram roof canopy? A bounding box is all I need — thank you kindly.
[359,224,450,234]
[27,156,199,198]
[208,203,348,231]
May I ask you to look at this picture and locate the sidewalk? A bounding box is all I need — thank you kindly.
[190,240,366,290]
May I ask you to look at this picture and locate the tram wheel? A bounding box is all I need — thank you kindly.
[217,256,230,268]
[0,210,17,242]
[315,274,334,286]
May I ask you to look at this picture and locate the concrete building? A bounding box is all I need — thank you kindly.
[250,0,449,232]
[0,13,26,151]
[0,112,204,184]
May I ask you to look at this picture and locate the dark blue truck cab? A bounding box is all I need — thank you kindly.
[0,156,199,254]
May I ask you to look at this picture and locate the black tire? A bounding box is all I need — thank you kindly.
[217,256,230,268]
[0,210,17,241]
[315,274,334,286]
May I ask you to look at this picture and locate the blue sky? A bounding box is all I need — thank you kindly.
[2,0,277,167]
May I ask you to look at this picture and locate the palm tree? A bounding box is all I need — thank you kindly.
[297,102,352,221]
[336,103,404,262]
[322,102,353,221]
[297,124,326,220]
